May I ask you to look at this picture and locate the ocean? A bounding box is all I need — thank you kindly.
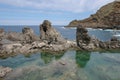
[0,25,120,80]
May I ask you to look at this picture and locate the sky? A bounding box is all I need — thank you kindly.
[0,0,115,25]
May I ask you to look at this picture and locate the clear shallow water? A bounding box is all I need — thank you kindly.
[0,50,120,80]
[0,25,120,80]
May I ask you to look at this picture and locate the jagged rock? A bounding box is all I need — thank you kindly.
[76,25,120,50]
[40,20,66,44]
[1,43,22,53]
[0,39,14,44]
[0,28,5,40]
[67,1,120,29]
[76,25,91,50]
[32,41,46,48]
[6,32,25,41]
[22,27,40,43]
[99,41,107,49]
[22,27,34,34]
[111,37,118,41]
[0,66,12,78]
[5,27,40,43]
[76,26,91,44]
[0,22,77,56]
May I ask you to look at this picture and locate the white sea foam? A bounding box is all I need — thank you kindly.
[63,27,76,29]
[113,35,120,37]
[104,29,113,31]
[87,28,103,31]
[61,27,66,29]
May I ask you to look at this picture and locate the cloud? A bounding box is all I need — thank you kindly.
[0,19,40,25]
[0,0,115,13]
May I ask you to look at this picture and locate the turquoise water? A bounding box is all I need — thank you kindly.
[0,25,120,80]
[0,50,120,80]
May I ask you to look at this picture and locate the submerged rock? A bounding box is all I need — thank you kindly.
[0,66,12,78]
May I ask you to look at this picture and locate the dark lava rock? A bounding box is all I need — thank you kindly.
[5,27,40,43]
[22,27,40,43]
[40,20,66,44]
[76,25,91,45]
[76,25,120,50]
[0,66,12,78]
[0,28,5,40]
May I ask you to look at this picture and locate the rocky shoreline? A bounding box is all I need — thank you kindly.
[0,1,120,79]
[76,25,120,51]
[0,20,120,78]
[0,20,77,78]
[0,20,77,57]
[0,66,12,78]
[0,20,120,56]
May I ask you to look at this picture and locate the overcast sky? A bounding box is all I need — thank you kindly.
[0,0,115,25]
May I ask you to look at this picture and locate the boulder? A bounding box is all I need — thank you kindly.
[0,66,12,78]
[0,28,5,40]
[111,37,118,41]
[40,20,66,44]
[5,27,40,43]
[22,27,40,43]
[30,41,47,50]
[6,32,25,41]
[76,25,91,47]
[22,27,34,34]
[1,43,22,53]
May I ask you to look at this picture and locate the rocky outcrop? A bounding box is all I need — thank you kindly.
[0,28,5,40]
[40,20,66,44]
[22,27,40,43]
[76,25,120,51]
[0,40,76,58]
[76,25,91,45]
[0,66,12,78]
[76,26,99,50]
[67,1,120,29]
[6,32,25,41]
[0,20,77,57]
[5,27,40,43]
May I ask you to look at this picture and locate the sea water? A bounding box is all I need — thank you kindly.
[0,25,120,80]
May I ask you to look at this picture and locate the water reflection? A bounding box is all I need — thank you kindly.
[76,50,90,68]
[0,50,120,80]
[41,52,64,64]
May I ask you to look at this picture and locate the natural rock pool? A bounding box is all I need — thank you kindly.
[0,50,120,80]
[0,25,120,80]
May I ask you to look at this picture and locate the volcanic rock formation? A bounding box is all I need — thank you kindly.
[40,20,66,44]
[76,25,120,51]
[67,1,120,29]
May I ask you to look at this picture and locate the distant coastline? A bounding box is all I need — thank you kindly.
[66,1,120,30]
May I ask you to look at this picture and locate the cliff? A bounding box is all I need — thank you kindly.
[67,1,120,29]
